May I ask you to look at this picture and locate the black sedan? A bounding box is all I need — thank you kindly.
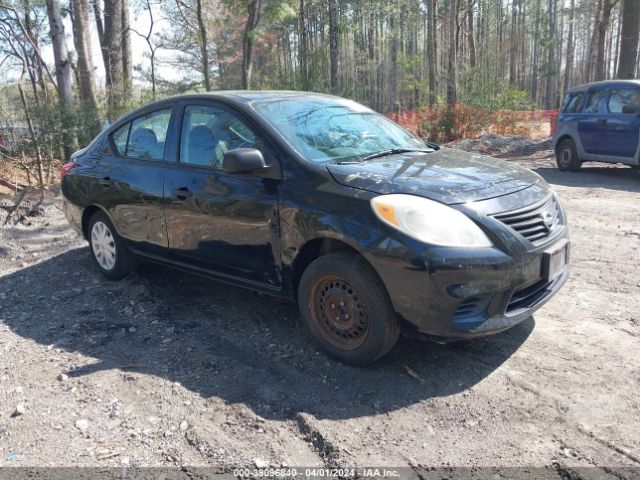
[61,91,569,365]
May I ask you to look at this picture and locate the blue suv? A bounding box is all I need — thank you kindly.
[554,80,640,171]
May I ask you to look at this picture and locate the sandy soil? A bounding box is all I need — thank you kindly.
[0,155,639,478]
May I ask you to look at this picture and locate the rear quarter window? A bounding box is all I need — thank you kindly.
[562,92,584,113]
[108,108,173,160]
[111,123,130,156]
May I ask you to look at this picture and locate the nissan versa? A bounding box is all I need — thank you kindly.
[61,91,570,364]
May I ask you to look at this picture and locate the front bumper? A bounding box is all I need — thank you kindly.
[364,185,570,339]
[366,235,569,338]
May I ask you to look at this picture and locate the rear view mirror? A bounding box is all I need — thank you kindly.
[621,105,640,114]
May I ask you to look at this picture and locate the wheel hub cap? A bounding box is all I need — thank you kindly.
[91,221,116,270]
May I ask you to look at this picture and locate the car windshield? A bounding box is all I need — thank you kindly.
[252,96,428,163]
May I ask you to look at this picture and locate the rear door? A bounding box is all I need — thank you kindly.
[578,87,610,155]
[604,87,640,158]
[163,101,282,288]
[95,107,174,253]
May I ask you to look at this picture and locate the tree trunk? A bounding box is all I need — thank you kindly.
[121,0,132,95]
[509,0,517,84]
[329,0,339,94]
[242,0,262,89]
[195,0,211,90]
[71,0,100,134]
[594,0,615,81]
[446,0,457,108]
[298,0,308,89]
[563,0,575,93]
[103,0,124,118]
[617,0,640,79]
[545,0,557,109]
[467,0,476,68]
[531,0,541,103]
[425,0,436,107]
[46,0,78,157]
[91,0,108,79]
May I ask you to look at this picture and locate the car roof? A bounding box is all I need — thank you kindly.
[155,90,340,105]
[566,79,640,93]
[109,90,343,127]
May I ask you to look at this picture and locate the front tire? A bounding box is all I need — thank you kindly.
[298,251,399,365]
[556,139,582,172]
[88,211,135,280]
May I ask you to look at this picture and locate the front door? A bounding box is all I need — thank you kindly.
[163,103,281,288]
[578,87,610,156]
[604,87,640,158]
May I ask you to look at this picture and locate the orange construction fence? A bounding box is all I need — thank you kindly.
[385,107,560,139]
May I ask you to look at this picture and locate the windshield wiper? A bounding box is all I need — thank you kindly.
[361,147,434,161]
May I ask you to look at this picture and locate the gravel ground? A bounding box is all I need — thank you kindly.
[0,156,639,477]
[447,134,552,158]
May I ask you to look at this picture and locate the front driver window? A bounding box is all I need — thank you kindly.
[179,105,260,168]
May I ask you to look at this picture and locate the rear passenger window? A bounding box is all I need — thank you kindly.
[128,109,172,160]
[110,109,172,160]
[583,90,608,114]
[562,93,584,113]
[608,89,640,113]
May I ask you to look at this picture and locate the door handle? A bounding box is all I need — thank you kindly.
[172,187,193,200]
[98,176,113,187]
[595,119,608,127]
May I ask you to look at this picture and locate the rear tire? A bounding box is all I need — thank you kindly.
[88,211,135,280]
[556,139,582,172]
[298,251,399,365]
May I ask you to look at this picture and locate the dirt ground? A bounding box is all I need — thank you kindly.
[0,151,639,478]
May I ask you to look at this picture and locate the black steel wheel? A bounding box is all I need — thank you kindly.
[298,251,399,365]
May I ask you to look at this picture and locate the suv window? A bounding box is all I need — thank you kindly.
[608,88,640,113]
[179,105,260,169]
[583,90,609,114]
[562,92,584,113]
[110,108,172,160]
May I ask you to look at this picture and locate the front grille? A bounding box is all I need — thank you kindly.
[506,279,552,312]
[493,195,561,246]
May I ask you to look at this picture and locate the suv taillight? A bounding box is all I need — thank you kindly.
[60,161,78,181]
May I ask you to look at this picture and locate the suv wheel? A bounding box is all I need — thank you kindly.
[88,211,135,280]
[298,251,400,365]
[556,139,582,172]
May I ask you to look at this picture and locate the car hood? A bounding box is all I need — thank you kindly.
[325,147,540,205]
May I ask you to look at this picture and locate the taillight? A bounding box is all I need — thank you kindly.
[60,161,78,181]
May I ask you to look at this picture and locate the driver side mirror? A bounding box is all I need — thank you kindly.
[621,105,640,114]
[222,148,281,180]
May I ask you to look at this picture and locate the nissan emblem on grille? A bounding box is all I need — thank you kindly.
[492,195,561,246]
[543,209,555,230]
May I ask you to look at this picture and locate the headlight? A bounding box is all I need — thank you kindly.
[370,194,493,247]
